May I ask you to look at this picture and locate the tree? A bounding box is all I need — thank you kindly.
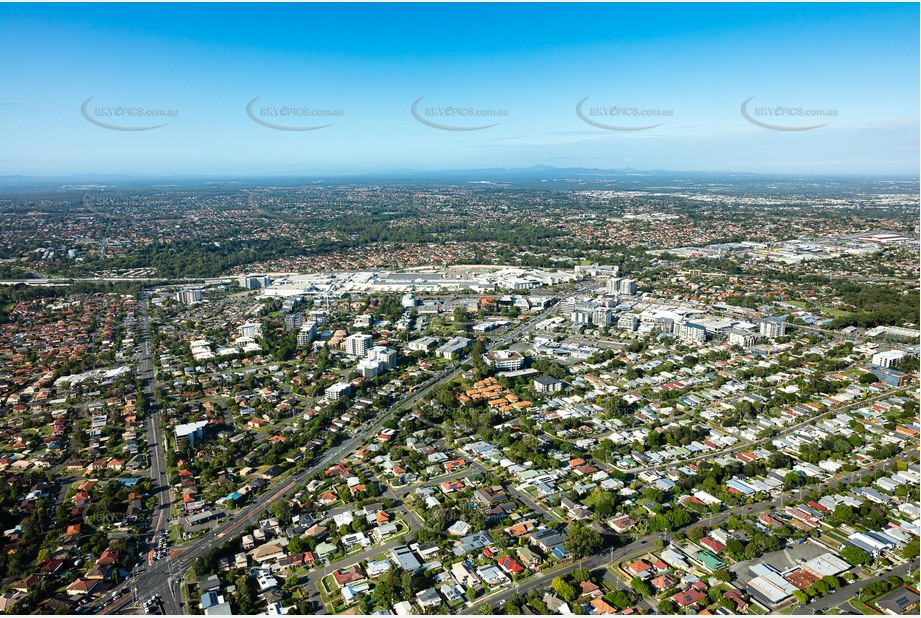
[631,577,652,598]
[902,538,919,561]
[373,570,399,607]
[658,599,677,614]
[453,307,468,326]
[687,527,708,543]
[234,574,257,615]
[841,546,871,566]
[606,590,634,610]
[784,471,803,490]
[859,372,878,384]
[571,567,593,583]
[793,590,808,604]
[708,587,723,604]
[724,538,746,561]
[563,523,603,558]
[834,504,854,524]
[592,489,616,519]
[288,536,311,554]
[822,576,840,590]
[551,576,578,603]
[711,569,732,582]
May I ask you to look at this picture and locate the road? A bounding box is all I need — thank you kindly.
[0,276,232,286]
[122,283,592,614]
[138,291,173,559]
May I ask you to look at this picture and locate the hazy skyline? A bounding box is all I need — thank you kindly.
[1,2,918,176]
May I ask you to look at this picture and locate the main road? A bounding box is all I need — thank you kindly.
[134,291,178,607]
[124,281,592,614]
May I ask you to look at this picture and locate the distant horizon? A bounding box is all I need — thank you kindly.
[1,2,918,176]
[1,163,920,185]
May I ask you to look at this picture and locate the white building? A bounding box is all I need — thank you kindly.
[358,359,388,379]
[534,376,563,394]
[367,346,397,369]
[760,316,787,338]
[238,274,271,289]
[436,337,471,360]
[592,307,614,327]
[483,350,525,371]
[728,329,756,347]
[872,350,907,368]
[176,289,203,304]
[240,322,262,338]
[284,313,303,331]
[175,420,209,446]
[407,337,439,352]
[674,321,707,342]
[326,382,352,401]
[345,333,373,357]
[296,321,317,347]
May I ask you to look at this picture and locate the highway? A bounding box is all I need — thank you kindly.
[0,276,232,286]
[121,282,589,614]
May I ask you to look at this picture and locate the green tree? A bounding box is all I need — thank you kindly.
[658,599,677,614]
[630,577,652,598]
[711,569,732,582]
[571,567,593,583]
[902,538,919,561]
[607,589,634,610]
[822,576,840,590]
[269,498,293,522]
[833,503,854,524]
[234,574,257,614]
[841,546,871,566]
[563,523,603,558]
[551,576,578,603]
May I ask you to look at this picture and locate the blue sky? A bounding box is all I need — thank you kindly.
[1,2,918,176]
